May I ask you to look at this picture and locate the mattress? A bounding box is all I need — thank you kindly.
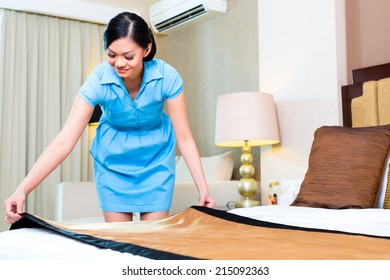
[1,205,390,260]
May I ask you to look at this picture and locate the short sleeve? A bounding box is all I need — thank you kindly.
[162,63,183,100]
[78,67,104,107]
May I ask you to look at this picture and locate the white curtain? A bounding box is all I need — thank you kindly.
[0,9,105,231]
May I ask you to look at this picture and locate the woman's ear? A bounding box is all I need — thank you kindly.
[143,43,152,58]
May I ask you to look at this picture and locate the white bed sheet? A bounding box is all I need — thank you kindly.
[229,206,390,237]
[0,227,142,260]
[1,206,390,260]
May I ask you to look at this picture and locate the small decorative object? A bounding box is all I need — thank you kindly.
[268,182,280,205]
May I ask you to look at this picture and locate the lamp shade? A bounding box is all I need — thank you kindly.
[215,92,280,147]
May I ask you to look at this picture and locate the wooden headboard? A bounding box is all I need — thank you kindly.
[341,62,390,127]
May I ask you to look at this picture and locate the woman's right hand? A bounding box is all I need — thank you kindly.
[3,190,26,224]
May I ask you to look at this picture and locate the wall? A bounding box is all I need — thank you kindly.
[345,0,390,82]
[258,0,390,204]
[0,0,123,23]
[258,0,347,204]
[154,0,260,180]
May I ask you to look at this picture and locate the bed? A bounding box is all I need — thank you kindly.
[0,63,389,260]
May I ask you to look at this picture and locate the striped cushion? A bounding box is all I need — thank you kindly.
[292,125,390,209]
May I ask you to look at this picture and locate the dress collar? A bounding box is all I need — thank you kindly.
[142,60,164,84]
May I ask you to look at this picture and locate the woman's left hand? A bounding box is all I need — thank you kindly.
[199,192,216,208]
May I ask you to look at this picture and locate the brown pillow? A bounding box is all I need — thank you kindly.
[292,125,390,209]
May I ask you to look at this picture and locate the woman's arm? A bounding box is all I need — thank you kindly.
[166,92,215,208]
[3,96,94,224]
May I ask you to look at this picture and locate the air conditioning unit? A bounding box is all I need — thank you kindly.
[149,0,227,35]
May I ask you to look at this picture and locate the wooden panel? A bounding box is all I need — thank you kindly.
[342,62,390,127]
[352,63,390,84]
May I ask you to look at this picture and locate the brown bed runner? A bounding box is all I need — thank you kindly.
[11,206,390,260]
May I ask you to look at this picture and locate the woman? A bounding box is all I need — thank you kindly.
[3,12,215,224]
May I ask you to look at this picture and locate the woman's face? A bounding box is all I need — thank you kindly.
[106,37,150,80]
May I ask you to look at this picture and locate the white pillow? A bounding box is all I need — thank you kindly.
[175,151,235,182]
[375,151,390,208]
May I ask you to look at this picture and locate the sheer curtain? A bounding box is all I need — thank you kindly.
[0,9,105,231]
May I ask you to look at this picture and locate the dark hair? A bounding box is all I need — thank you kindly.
[104,12,156,61]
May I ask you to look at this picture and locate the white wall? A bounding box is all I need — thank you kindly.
[0,0,123,23]
[258,0,347,204]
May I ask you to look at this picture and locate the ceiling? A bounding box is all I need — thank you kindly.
[77,0,159,12]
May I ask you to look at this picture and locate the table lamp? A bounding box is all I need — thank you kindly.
[215,92,280,207]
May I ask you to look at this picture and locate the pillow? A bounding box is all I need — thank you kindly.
[375,152,390,208]
[175,151,234,182]
[291,125,390,209]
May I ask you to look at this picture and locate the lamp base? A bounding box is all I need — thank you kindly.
[235,199,261,208]
[235,142,261,208]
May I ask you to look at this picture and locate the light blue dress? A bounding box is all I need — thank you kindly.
[78,59,183,213]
